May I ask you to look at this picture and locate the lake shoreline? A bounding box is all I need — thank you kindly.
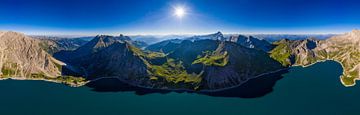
[0,77,88,87]
[86,68,289,93]
[0,68,289,93]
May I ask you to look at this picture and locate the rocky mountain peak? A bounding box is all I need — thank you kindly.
[200,31,224,40]
[82,34,132,51]
[351,29,360,34]
[188,31,225,41]
[1,31,26,38]
[214,31,223,36]
[329,29,360,45]
[213,31,224,40]
[350,29,360,39]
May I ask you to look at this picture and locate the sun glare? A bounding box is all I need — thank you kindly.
[174,6,186,18]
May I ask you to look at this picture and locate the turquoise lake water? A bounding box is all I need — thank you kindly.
[0,61,359,115]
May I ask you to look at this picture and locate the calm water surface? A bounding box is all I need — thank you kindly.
[0,61,358,115]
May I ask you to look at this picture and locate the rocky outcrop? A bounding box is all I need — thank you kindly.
[0,31,63,78]
[0,31,86,86]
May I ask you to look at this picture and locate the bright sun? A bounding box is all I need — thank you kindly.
[174,6,186,18]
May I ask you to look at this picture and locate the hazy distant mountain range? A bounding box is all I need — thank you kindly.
[248,34,337,42]
[0,30,358,91]
[132,33,337,44]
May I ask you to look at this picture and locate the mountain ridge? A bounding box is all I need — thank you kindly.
[56,34,284,90]
[1,30,359,91]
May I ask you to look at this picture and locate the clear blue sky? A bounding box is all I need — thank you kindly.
[0,0,360,35]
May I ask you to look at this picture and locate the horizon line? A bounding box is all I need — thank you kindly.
[1,29,352,37]
[18,31,344,37]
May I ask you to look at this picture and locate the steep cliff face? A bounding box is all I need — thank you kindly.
[0,31,63,78]
[270,38,319,66]
[270,30,360,86]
